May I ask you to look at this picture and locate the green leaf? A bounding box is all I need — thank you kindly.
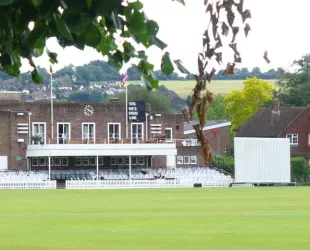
[86,0,92,8]
[31,69,42,84]
[146,20,159,36]
[63,12,91,36]
[46,48,58,64]
[53,13,73,41]
[98,35,117,56]
[80,22,101,48]
[140,74,159,90]
[174,59,191,74]
[150,36,167,50]
[172,0,186,5]
[127,10,147,35]
[161,52,174,75]
[111,12,123,30]
[49,65,53,74]
[123,41,135,63]
[31,37,45,57]
[138,60,154,75]
[137,50,147,61]
[27,22,46,49]
[108,50,123,71]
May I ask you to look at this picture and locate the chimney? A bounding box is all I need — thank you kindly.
[271,97,280,125]
[273,97,280,112]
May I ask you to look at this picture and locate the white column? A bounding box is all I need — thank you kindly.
[96,156,99,180]
[145,113,148,140]
[48,155,51,181]
[125,85,128,139]
[129,155,132,181]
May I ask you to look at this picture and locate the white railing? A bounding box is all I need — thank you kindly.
[66,179,232,189]
[0,181,56,189]
[66,179,193,189]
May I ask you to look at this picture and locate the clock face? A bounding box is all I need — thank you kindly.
[84,105,94,116]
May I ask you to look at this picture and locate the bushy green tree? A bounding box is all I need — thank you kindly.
[277,54,310,106]
[224,77,275,132]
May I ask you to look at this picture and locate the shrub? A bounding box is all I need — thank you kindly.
[212,156,234,174]
[291,157,308,183]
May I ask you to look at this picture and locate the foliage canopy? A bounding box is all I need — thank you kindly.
[277,54,310,106]
[0,0,188,88]
[224,77,275,132]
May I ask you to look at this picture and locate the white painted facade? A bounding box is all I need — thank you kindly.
[234,137,291,183]
[26,144,177,158]
[0,156,8,170]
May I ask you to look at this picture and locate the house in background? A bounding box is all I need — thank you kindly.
[236,98,310,163]
[183,120,231,156]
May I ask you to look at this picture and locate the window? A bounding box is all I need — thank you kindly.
[57,123,70,144]
[54,157,61,166]
[82,123,95,141]
[83,157,89,166]
[177,156,183,165]
[184,156,190,165]
[138,156,145,165]
[131,123,143,143]
[32,122,46,144]
[90,157,96,166]
[75,157,82,166]
[32,158,38,166]
[110,157,116,165]
[117,157,123,165]
[124,157,129,165]
[108,123,121,141]
[286,134,298,145]
[50,157,54,166]
[39,157,46,166]
[190,156,197,165]
[165,128,173,142]
[62,157,68,166]
[98,157,104,166]
[132,156,137,165]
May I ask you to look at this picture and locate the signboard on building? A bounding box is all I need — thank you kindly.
[128,101,146,122]
[16,156,22,161]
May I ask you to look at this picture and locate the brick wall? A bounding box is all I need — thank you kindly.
[0,101,185,170]
[278,107,310,158]
[0,111,11,169]
[0,110,30,170]
[184,126,230,155]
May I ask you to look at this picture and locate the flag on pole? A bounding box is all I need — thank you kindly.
[121,72,128,85]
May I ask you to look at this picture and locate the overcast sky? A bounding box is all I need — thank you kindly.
[21,0,310,74]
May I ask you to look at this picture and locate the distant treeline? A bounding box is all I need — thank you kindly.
[0,60,281,87]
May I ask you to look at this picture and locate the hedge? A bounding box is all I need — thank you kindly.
[213,156,309,183]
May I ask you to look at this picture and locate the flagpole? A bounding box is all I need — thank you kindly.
[125,83,128,139]
[50,73,54,140]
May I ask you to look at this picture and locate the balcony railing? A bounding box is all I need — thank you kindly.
[34,138,201,146]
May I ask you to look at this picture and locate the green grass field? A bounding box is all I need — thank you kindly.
[0,188,309,250]
[127,80,277,98]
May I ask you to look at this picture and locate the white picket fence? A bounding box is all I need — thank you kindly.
[0,181,57,189]
[66,179,231,189]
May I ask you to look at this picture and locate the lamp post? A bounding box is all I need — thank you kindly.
[50,73,54,140]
